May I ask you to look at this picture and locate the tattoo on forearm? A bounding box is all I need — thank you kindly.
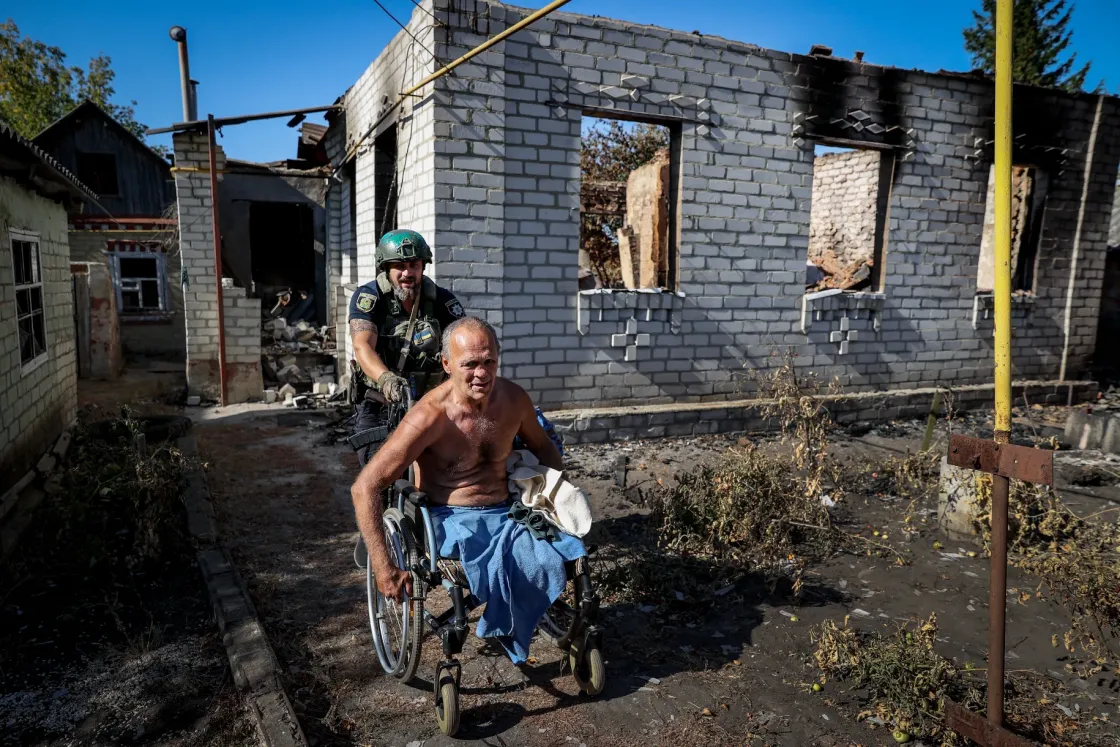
[350,319,375,335]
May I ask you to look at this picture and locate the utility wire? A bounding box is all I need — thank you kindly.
[405,0,444,26]
[371,0,439,64]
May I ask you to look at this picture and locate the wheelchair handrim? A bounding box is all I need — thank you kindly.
[368,515,413,675]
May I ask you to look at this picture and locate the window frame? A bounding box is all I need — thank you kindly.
[109,247,171,320]
[578,110,682,292]
[805,139,897,295]
[10,229,49,373]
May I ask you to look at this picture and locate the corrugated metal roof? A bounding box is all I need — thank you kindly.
[0,123,97,201]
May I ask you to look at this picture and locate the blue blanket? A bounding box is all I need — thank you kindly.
[430,500,586,663]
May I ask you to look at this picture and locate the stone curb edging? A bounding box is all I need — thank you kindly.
[178,435,308,747]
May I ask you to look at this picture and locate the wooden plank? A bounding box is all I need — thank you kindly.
[72,273,92,378]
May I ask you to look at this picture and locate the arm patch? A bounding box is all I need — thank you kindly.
[348,284,380,322]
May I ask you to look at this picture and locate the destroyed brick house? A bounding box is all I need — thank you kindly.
[34,101,180,368]
[171,0,1120,430]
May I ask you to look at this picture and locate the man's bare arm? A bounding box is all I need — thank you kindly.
[513,386,563,471]
[351,405,439,575]
[350,319,390,382]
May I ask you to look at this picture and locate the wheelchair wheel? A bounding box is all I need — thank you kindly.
[570,639,605,696]
[434,676,460,736]
[367,507,423,683]
[537,598,575,649]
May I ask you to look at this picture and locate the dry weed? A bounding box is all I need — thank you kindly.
[599,351,853,602]
[811,614,982,743]
[970,476,1120,676]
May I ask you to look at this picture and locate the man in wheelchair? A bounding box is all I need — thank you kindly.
[350,317,596,668]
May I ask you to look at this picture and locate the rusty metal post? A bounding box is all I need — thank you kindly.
[207,114,228,406]
[987,470,1009,724]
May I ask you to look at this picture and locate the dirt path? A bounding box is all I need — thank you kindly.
[196,406,1120,746]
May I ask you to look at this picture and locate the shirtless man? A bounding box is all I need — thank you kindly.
[350,317,565,602]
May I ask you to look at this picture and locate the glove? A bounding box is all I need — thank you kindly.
[377,372,409,403]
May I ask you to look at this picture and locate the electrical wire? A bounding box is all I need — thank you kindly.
[370,0,439,64]
[404,0,443,26]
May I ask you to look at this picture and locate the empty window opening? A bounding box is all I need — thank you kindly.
[579,116,677,290]
[75,152,119,196]
[977,164,1047,294]
[116,254,167,312]
[806,144,894,292]
[373,124,399,239]
[12,234,47,366]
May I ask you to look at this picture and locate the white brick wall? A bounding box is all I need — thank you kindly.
[171,133,262,402]
[0,175,78,490]
[338,0,1120,414]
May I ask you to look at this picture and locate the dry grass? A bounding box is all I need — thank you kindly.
[812,614,983,744]
[598,351,855,602]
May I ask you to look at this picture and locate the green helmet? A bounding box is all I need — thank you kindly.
[376,229,432,271]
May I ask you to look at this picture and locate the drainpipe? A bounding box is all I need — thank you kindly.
[1059,94,1105,383]
[169,26,194,121]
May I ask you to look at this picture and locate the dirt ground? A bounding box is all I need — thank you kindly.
[0,367,254,747]
[194,399,1120,747]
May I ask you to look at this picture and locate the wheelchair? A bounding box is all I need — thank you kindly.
[349,390,606,736]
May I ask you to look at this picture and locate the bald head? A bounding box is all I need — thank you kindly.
[441,317,499,360]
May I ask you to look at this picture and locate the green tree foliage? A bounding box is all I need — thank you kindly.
[0,19,167,156]
[963,0,1096,92]
[581,119,669,287]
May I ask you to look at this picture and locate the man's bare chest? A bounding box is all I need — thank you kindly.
[426,417,519,474]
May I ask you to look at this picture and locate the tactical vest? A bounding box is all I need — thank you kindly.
[371,273,446,396]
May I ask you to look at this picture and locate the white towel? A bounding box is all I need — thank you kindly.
[506,449,593,538]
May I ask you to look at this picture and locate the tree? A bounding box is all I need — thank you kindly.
[963,0,1096,92]
[581,119,669,287]
[0,20,167,156]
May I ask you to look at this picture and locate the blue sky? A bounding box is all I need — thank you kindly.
[8,0,1117,163]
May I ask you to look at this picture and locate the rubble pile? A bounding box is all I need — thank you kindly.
[260,316,342,407]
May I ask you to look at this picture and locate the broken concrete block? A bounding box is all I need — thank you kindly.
[313,382,331,395]
[1064,410,1120,453]
[938,456,983,543]
[35,452,57,475]
[278,383,297,398]
[186,395,202,407]
[263,389,278,404]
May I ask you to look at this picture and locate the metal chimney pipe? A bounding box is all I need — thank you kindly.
[189,80,199,121]
[169,26,192,121]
